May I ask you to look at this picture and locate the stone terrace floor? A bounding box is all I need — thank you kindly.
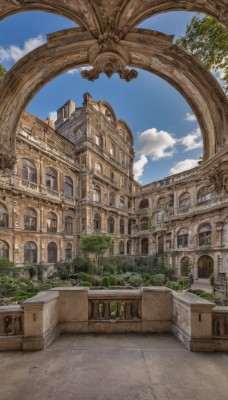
[0,334,228,400]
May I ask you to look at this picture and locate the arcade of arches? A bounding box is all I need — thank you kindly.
[0,1,227,281]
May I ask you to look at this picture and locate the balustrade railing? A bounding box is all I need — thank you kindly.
[88,290,141,321]
[212,308,228,337]
[0,307,24,336]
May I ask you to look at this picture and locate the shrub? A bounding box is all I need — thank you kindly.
[102,276,110,287]
[151,273,166,286]
[79,281,92,287]
[209,273,215,287]
[109,275,117,286]
[166,281,181,291]
[73,256,92,273]
[128,275,143,287]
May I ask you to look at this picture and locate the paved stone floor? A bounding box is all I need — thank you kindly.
[0,334,228,400]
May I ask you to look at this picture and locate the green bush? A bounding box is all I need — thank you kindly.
[73,256,93,273]
[109,275,117,286]
[209,273,215,287]
[166,281,181,291]
[151,273,166,286]
[79,281,92,287]
[102,276,110,287]
[128,275,143,287]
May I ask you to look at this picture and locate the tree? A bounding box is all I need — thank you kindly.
[176,16,228,93]
[80,234,114,269]
[0,64,7,77]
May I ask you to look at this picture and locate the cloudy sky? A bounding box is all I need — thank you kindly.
[0,11,222,184]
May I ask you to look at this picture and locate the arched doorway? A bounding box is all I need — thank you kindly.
[141,238,148,255]
[198,255,214,279]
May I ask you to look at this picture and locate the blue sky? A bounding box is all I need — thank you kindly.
[0,10,215,184]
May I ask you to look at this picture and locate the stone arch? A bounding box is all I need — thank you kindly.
[0,29,227,168]
[198,255,214,279]
[0,1,226,31]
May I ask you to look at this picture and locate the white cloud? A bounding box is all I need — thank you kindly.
[0,35,46,64]
[133,154,148,181]
[49,111,57,122]
[185,112,197,122]
[170,159,199,175]
[137,128,176,160]
[67,66,92,74]
[180,127,203,151]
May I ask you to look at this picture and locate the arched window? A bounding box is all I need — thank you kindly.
[65,216,73,234]
[0,240,9,259]
[179,192,190,208]
[24,209,37,231]
[109,192,115,207]
[139,199,149,209]
[94,214,101,232]
[47,212,57,233]
[24,242,37,264]
[197,186,213,203]
[0,204,8,228]
[127,240,131,254]
[120,218,125,234]
[140,217,149,231]
[46,168,57,190]
[48,242,57,263]
[108,217,115,234]
[64,176,73,197]
[21,159,36,182]
[65,243,72,261]
[93,185,101,202]
[110,143,115,157]
[119,240,124,255]
[95,162,101,172]
[119,196,125,209]
[198,223,212,246]
[177,228,188,248]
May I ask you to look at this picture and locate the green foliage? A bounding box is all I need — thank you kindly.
[176,16,228,92]
[0,64,7,77]
[151,274,166,286]
[0,258,16,276]
[101,276,110,288]
[73,256,92,273]
[54,261,72,279]
[81,234,114,266]
[51,277,72,287]
[79,281,92,287]
[166,281,181,291]
[109,275,117,286]
[0,276,20,292]
[128,275,143,287]
[209,273,215,287]
[77,272,102,286]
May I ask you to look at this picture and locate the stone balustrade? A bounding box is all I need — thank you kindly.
[0,305,24,336]
[0,288,227,352]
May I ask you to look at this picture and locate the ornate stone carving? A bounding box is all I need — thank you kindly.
[81,32,138,82]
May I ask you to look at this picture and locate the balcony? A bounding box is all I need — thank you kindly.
[175,196,228,217]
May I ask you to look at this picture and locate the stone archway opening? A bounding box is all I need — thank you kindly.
[198,255,214,279]
[0,2,227,169]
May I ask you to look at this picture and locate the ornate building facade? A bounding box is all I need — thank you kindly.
[0,93,227,280]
